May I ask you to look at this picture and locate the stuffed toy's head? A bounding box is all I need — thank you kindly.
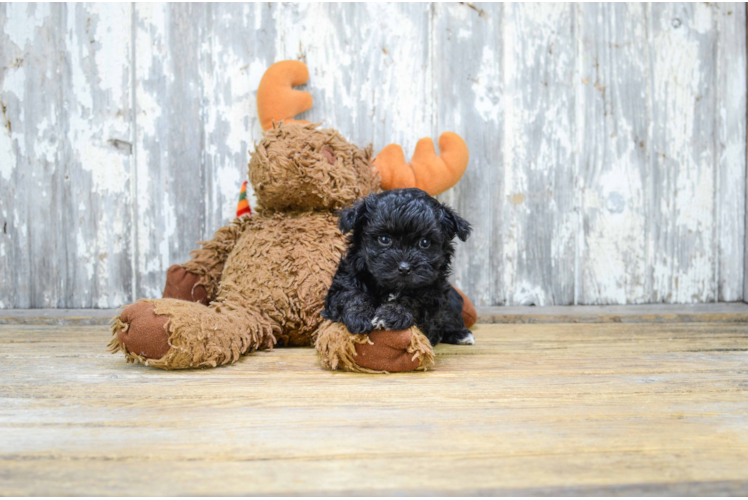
[248,123,379,211]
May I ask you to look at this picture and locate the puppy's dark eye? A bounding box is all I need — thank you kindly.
[378,235,392,246]
[418,238,431,249]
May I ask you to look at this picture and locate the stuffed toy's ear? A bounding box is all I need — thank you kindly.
[257,61,314,131]
[372,132,469,196]
[440,203,472,242]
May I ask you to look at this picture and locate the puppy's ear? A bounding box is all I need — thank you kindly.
[440,204,472,242]
[338,197,371,234]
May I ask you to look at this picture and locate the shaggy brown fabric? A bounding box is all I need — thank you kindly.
[162,265,208,304]
[111,122,468,373]
[249,123,380,211]
[111,211,350,369]
[218,210,348,347]
[315,320,435,374]
[181,216,252,302]
[110,298,276,369]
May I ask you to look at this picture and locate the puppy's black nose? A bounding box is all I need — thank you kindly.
[398,262,411,275]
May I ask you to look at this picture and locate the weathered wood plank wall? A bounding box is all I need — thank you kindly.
[0,3,745,308]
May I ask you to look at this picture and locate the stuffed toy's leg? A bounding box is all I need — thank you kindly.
[315,321,435,374]
[109,295,278,369]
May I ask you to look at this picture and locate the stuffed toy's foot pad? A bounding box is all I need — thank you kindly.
[315,321,435,373]
[115,302,171,360]
[354,329,422,372]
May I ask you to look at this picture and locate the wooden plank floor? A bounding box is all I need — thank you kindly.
[1,313,748,495]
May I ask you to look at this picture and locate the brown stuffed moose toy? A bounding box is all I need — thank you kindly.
[109,60,476,373]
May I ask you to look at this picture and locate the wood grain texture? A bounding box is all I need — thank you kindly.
[277,3,433,157]
[714,4,747,302]
[0,3,61,309]
[1,320,747,495]
[434,3,503,307]
[133,4,207,299]
[500,3,578,306]
[577,3,650,304]
[0,3,133,308]
[475,302,748,324]
[4,302,748,325]
[200,3,277,235]
[0,3,746,307]
[650,3,717,304]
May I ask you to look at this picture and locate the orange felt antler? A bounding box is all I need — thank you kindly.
[372,132,469,196]
[257,60,313,131]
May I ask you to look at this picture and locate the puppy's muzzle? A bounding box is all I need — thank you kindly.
[398,262,411,275]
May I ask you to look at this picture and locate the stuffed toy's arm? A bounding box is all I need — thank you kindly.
[372,132,469,196]
[165,217,251,304]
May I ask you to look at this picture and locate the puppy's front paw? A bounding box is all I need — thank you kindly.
[344,315,375,335]
[443,328,475,345]
[455,331,475,345]
[372,303,413,331]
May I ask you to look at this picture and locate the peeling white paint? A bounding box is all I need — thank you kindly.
[0,123,14,181]
[3,2,48,48]
[649,2,718,303]
[692,3,714,35]
[77,230,95,281]
[279,5,356,122]
[472,46,501,123]
[134,2,169,293]
[0,2,745,308]
[76,143,129,194]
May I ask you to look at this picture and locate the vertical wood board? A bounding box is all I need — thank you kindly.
[0,3,133,308]
[0,3,745,307]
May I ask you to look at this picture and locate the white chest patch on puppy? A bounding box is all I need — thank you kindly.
[371,317,386,330]
[387,293,399,302]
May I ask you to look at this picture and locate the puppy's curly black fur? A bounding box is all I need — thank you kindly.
[322,188,474,346]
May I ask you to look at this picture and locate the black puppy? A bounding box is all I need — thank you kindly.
[322,188,474,346]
